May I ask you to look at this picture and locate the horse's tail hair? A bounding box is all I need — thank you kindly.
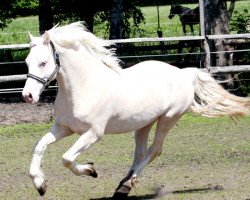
[186,68,250,119]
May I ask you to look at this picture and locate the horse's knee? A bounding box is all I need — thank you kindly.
[62,154,73,168]
[29,168,37,179]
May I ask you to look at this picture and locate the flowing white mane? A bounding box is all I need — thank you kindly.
[47,22,122,71]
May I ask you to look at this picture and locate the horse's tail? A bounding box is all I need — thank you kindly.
[185,68,250,119]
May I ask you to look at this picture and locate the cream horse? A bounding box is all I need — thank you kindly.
[22,22,250,199]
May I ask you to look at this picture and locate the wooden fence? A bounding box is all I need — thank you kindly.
[0,34,250,83]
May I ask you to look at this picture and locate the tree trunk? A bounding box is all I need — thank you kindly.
[39,0,53,34]
[109,0,124,39]
[204,0,234,88]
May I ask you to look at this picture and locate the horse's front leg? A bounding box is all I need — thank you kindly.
[62,128,102,177]
[190,24,194,35]
[182,24,187,35]
[29,123,71,196]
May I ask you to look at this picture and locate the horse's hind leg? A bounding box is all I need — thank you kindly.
[29,123,71,196]
[129,121,155,174]
[132,116,180,177]
[113,122,154,197]
[113,116,180,199]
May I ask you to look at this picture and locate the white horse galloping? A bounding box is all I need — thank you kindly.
[22,22,250,199]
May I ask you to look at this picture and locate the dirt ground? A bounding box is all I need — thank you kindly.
[0,94,55,125]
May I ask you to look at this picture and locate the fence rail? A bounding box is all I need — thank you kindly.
[1,34,250,94]
[0,43,29,50]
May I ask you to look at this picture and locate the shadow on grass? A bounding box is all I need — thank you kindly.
[90,185,224,200]
[90,193,156,200]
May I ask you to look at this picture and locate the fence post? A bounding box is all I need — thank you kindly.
[199,0,211,69]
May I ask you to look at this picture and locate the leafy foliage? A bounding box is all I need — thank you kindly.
[230,9,250,34]
[0,0,16,29]
[94,1,145,38]
[230,9,250,95]
[51,0,145,38]
[0,0,38,29]
[123,1,146,38]
[14,0,38,17]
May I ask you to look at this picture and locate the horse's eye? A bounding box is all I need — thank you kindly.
[40,62,47,67]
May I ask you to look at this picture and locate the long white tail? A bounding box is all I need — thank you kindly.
[186,68,250,118]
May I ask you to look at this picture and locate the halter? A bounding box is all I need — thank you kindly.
[27,41,60,87]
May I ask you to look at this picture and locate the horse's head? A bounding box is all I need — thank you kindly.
[22,32,59,103]
[168,4,180,19]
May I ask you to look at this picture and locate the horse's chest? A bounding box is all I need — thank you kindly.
[54,105,90,134]
[56,114,89,133]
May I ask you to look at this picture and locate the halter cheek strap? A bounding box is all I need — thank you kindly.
[26,41,61,87]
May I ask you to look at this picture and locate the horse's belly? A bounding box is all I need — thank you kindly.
[104,102,166,134]
[104,115,157,134]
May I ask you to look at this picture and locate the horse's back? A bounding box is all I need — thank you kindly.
[121,61,185,92]
[181,7,200,24]
[123,60,180,77]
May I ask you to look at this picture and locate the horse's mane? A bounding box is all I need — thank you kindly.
[47,22,122,72]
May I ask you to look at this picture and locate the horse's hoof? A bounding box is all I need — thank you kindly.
[35,178,47,196]
[113,184,131,200]
[90,170,98,178]
[112,192,128,200]
[87,162,98,178]
[37,187,46,196]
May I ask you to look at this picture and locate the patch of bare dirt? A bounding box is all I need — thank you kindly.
[0,94,55,125]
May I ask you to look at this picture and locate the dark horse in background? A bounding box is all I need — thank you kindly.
[169,4,200,35]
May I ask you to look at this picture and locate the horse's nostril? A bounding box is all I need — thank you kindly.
[23,92,34,103]
[28,93,33,100]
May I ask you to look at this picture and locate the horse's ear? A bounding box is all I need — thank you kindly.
[28,32,34,42]
[43,31,50,44]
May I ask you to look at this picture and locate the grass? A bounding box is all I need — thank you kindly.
[0,115,249,200]
[0,16,39,45]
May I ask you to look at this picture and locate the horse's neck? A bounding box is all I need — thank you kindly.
[56,49,114,102]
[180,6,190,13]
[194,7,199,14]
[176,7,187,16]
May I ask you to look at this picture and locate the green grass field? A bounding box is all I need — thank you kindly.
[0,115,249,200]
[0,1,250,45]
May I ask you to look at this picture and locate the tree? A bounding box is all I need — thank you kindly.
[204,0,235,66]
[204,0,239,90]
